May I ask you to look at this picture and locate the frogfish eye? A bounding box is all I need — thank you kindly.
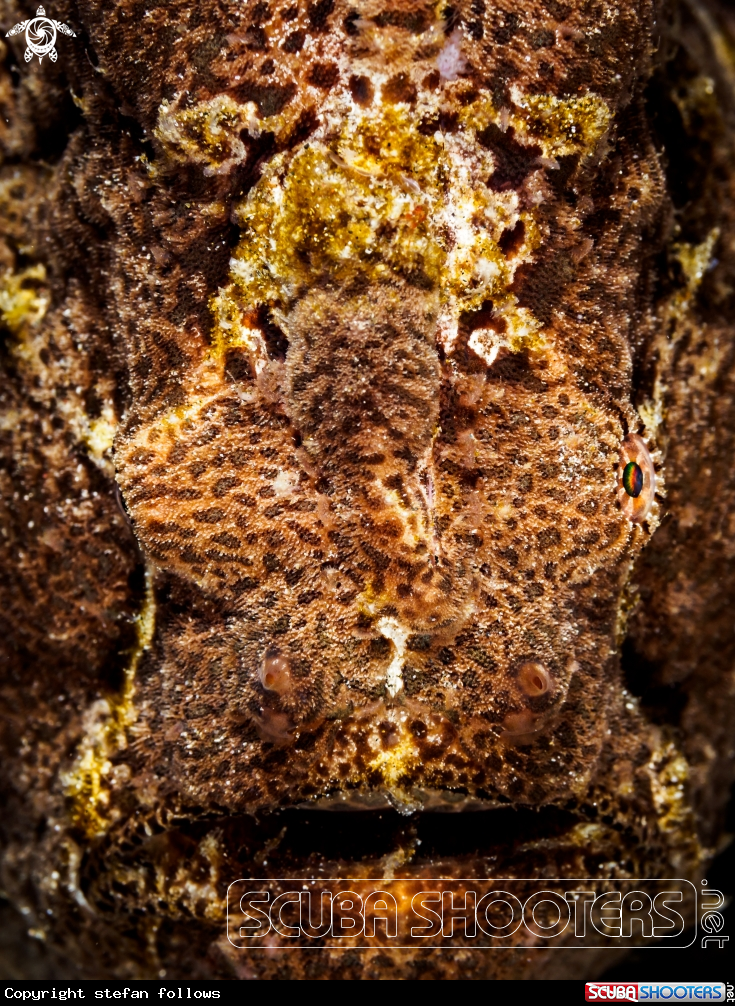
[617,434,656,522]
[622,460,644,498]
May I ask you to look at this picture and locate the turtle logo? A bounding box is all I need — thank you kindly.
[5,5,76,64]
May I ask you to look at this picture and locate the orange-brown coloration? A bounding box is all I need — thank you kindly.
[500,709,541,744]
[1,0,735,983]
[260,650,292,693]
[518,661,553,697]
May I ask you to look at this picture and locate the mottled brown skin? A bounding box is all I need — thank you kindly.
[0,0,734,981]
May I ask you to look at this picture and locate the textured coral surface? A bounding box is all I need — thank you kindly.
[1,0,734,980]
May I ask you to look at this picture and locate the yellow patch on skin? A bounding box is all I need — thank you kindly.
[211,102,543,356]
[0,264,119,473]
[647,739,702,872]
[83,407,117,467]
[0,264,48,335]
[514,90,613,158]
[223,111,447,300]
[208,88,611,370]
[156,40,609,372]
[161,79,608,380]
[462,89,613,160]
[367,717,421,809]
[673,229,720,291]
[62,566,157,837]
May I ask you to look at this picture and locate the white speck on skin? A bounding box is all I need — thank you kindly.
[437,28,468,81]
[376,617,411,697]
[272,469,299,497]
